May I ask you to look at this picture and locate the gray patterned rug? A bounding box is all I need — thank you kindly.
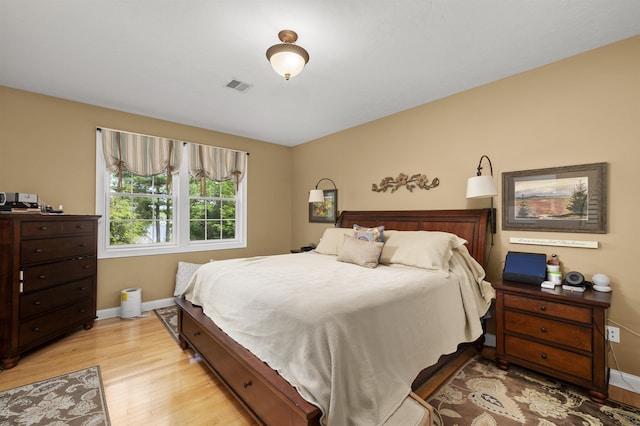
[0,365,110,426]
[427,355,640,425]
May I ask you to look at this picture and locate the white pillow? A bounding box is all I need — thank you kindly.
[314,228,354,255]
[174,262,204,296]
[337,235,384,268]
[380,231,467,274]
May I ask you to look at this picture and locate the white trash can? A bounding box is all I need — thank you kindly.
[120,288,142,318]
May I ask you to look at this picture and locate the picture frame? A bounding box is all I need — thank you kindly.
[309,189,338,223]
[502,162,607,233]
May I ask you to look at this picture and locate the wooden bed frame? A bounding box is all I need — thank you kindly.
[175,208,491,426]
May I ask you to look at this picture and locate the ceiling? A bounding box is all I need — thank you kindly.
[1,1,639,147]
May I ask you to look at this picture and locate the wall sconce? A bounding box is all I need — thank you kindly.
[266,30,310,80]
[309,178,339,223]
[466,155,497,235]
[308,178,337,202]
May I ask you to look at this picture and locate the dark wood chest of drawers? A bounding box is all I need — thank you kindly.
[494,280,611,403]
[0,214,100,369]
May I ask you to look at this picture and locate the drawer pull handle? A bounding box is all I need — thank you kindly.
[80,287,86,291]
[40,226,48,231]
[80,243,88,248]
[540,327,547,333]
[33,301,41,305]
[77,225,85,229]
[193,331,201,337]
[83,265,91,269]
[540,305,546,311]
[541,353,547,360]
[243,381,252,389]
[32,327,40,332]
[38,275,46,279]
[34,248,43,253]
[79,309,86,313]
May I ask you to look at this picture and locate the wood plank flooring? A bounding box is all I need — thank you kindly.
[0,312,256,425]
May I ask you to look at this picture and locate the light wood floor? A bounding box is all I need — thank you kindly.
[0,313,257,425]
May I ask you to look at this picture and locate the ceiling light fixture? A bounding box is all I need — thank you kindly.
[266,30,309,80]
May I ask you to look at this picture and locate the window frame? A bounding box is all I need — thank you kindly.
[95,132,247,259]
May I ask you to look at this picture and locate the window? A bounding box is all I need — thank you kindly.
[96,129,247,258]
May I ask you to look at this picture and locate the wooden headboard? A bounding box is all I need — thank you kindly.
[337,209,491,267]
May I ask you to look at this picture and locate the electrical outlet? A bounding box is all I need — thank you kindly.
[607,326,620,343]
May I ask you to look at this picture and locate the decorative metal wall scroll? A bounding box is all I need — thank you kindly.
[372,173,440,193]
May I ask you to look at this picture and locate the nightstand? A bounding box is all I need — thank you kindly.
[493,279,612,403]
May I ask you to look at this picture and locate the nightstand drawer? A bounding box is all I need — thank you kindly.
[504,293,591,324]
[505,310,592,351]
[505,335,592,381]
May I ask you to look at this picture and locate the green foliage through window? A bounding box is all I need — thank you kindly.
[189,177,236,241]
[108,171,173,245]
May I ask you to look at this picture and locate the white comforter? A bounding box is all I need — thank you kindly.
[181,247,494,426]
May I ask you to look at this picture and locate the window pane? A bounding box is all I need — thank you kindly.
[208,200,220,219]
[221,201,235,219]
[222,220,235,239]
[221,180,236,197]
[110,196,133,219]
[207,221,221,240]
[190,220,205,241]
[190,199,205,220]
[133,197,153,220]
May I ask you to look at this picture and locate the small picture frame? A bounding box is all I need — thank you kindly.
[309,189,338,223]
[502,162,607,233]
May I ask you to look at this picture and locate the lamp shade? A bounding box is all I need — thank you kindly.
[308,189,325,203]
[466,175,497,199]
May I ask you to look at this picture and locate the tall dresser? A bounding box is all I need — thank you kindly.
[0,214,100,369]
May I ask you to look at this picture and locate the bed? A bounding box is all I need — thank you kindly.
[175,208,493,426]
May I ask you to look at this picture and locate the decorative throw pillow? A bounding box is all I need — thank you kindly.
[353,224,384,242]
[314,228,354,255]
[380,231,467,274]
[337,235,384,268]
[174,261,204,296]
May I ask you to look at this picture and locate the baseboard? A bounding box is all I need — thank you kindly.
[610,369,640,395]
[96,297,176,320]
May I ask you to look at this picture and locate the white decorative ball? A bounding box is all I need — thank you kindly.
[592,273,610,287]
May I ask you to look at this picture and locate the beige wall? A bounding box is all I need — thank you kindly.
[0,87,293,310]
[1,36,638,378]
[292,36,640,377]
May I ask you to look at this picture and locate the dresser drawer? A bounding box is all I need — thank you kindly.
[21,220,95,238]
[21,235,95,264]
[504,293,591,324]
[505,335,592,381]
[22,257,96,293]
[505,310,592,351]
[182,314,298,426]
[19,299,94,349]
[20,278,94,319]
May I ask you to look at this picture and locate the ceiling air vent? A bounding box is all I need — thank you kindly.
[225,79,252,93]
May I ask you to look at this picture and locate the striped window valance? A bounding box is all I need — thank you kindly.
[101,128,182,188]
[189,144,247,193]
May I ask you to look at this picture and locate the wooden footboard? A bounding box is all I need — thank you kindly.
[176,297,322,426]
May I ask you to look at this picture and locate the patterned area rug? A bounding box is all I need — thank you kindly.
[155,305,179,342]
[0,366,110,426]
[427,355,640,425]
